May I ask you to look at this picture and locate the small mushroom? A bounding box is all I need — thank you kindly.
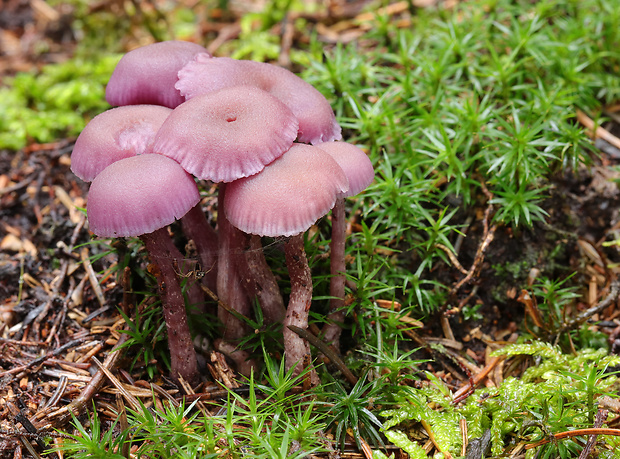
[225,143,349,382]
[315,141,374,349]
[106,41,210,109]
[153,85,299,182]
[176,54,341,145]
[71,105,172,182]
[70,103,217,298]
[87,154,201,385]
[152,85,298,343]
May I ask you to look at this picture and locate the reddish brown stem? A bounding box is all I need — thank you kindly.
[216,184,251,341]
[141,228,199,385]
[283,234,318,385]
[322,197,346,348]
[181,203,218,293]
[238,234,286,325]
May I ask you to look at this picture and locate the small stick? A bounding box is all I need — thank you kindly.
[92,357,141,411]
[526,427,620,449]
[450,212,496,296]
[460,418,468,457]
[452,356,503,404]
[0,428,71,440]
[116,394,130,458]
[448,181,496,300]
[75,342,104,363]
[80,247,105,308]
[0,338,47,347]
[135,380,179,408]
[440,315,456,341]
[421,419,454,459]
[200,284,251,323]
[177,376,211,418]
[0,174,37,196]
[0,338,87,377]
[44,376,68,409]
[576,109,620,150]
[436,243,469,275]
[579,408,607,459]
[556,280,620,340]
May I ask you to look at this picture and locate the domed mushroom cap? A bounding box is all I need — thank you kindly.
[225,144,349,237]
[153,86,299,183]
[71,105,172,182]
[314,141,374,197]
[87,154,200,238]
[106,41,210,108]
[176,55,342,145]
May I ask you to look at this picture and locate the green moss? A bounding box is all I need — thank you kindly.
[0,55,118,150]
[379,343,620,457]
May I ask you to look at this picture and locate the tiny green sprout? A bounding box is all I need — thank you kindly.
[53,410,127,459]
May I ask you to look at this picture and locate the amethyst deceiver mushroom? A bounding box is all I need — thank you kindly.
[106,41,210,109]
[175,54,342,145]
[70,103,217,300]
[152,85,298,342]
[71,105,172,182]
[87,154,201,385]
[225,143,349,383]
[104,53,220,291]
[315,141,375,349]
[153,85,299,182]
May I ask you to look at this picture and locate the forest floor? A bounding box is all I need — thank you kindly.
[3,0,620,458]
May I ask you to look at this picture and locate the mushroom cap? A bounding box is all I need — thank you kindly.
[106,41,210,108]
[225,144,349,237]
[152,85,299,183]
[87,154,200,237]
[314,141,374,197]
[71,105,172,182]
[176,55,342,145]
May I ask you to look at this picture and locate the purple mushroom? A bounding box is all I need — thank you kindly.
[176,54,342,145]
[71,105,172,182]
[153,85,299,182]
[106,40,210,109]
[70,104,216,302]
[315,141,375,349]
[87,154,201,385]
[152,85,298,343]
[225,143,349,383]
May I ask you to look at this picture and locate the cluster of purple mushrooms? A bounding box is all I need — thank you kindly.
[70,41,374,386]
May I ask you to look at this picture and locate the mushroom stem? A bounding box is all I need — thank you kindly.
[238,234,286,325]
[181,203,219,292]
[217,184,252,341]
[322,197,347,349]
[141,228,199,386]
[283,234,318,385]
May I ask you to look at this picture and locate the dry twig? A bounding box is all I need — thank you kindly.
[556,279,620,341]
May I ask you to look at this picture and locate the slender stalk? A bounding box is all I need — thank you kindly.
[141,228,199,385]
[216,184,251,341]
[283,234,318,385]
[181,203,218,292]
[322,197,347,348]
[238,234,286,325]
